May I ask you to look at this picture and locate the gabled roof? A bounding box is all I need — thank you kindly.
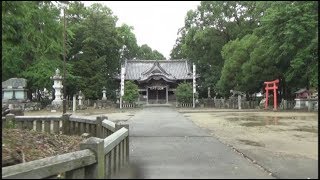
[118,59,195,82]
[294,88,310,94]
[2,78,27,89]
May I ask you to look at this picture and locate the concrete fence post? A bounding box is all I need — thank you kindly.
[96,115,107,138]
[308,100,313,111]
[62,113,71,135]
[5,113,16,128]
[80,137,105,179]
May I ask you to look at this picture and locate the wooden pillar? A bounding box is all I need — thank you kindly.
[274,88,277,110]
[156,89,158,104]
[166,86,169,104]
[146,87,148,104]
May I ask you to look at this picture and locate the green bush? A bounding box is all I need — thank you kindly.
[123,81,139,103]
[176,82,193,103]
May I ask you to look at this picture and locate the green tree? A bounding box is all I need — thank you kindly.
[2,1,64,99]
[137,44,166,60]
[123,81,139,103]
[170,1,273,98]
[176,82,193,103]
[256,1,318,91]
[70,3,121,99]
[216,34,260,96]
[117,24,140,61]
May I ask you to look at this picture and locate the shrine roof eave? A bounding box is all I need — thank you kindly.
[138,75,177,83]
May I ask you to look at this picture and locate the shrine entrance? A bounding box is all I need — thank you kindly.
[264,79,279,110]
[148,87,167,104]
[145,79,169,104]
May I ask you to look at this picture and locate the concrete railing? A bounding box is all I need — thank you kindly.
[2,114,130,179]
[3,114,62,133]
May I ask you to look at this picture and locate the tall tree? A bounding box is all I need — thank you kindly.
[2,1,64,98]
[171,1,272,97]
[137,44,165,60]
[72,3,121,99]
[117,24,139,61]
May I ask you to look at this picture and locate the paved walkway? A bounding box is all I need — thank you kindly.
[126,107,273,179]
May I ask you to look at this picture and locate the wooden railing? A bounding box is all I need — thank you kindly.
[2,114,129,179]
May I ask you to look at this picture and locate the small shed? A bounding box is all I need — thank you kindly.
[294,88,310,99]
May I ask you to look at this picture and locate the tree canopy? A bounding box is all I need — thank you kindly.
[2,1,165,100]
[171,1,318,99]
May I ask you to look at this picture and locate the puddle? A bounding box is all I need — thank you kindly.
[237,139,265,147]
[292,126,318,133]
[224,116,316,127]
[226,116,310,121]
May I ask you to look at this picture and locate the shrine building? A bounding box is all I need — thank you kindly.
[116,59,195,104]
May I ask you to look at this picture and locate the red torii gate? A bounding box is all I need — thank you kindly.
[264,79,279,110]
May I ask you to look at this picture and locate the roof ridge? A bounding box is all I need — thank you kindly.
[127,59,188,62]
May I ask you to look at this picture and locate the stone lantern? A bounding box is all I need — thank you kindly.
[102,86,107,100]
[51,68,63,108]
[78,90,83,106]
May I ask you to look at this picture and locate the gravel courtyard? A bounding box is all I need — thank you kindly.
[182,110,318,178]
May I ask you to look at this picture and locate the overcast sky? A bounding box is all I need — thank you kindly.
[82,1,200,59]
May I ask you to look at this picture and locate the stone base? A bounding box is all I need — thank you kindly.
[46,102,63,111]
[95,100,114,109]
[77,104,87,110]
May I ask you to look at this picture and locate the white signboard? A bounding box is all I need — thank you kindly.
[193,63,196,93]
[120,67,125,96]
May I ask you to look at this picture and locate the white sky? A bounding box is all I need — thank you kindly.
[81,1,200,59]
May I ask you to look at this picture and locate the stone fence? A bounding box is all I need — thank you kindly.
[201,98,260,109]
[176,103,194,108]
[122,103,136,108]
[2,114,129,179]
[66,99,137,110]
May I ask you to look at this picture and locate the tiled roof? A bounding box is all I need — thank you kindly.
[122,59,194,81]
[294,88,309,94]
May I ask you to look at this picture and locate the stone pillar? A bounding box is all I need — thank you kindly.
[308,99,313,111]
[238,95,241,110]
[102,86,107,100]
[51,68,63,108]
[72,95,76,112]
[283,99,287,110]
[78,91,83,106]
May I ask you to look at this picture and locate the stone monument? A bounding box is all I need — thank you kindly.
[2,78,28,102]
[2,78,28,115]
[51,68,63,109]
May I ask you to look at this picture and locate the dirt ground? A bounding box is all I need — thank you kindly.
[2,129,86,167]
[182,111,318,160]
